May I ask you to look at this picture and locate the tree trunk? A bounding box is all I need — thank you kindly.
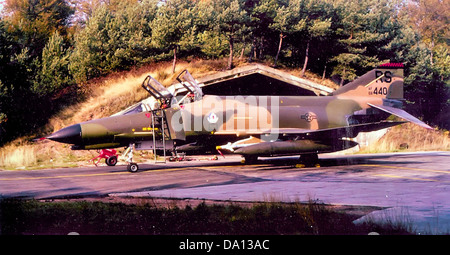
[259,36,264,59]
[248,38,256,62]
[322,64,327,80]
[248,39,255,62]
[274,33,284,67]
[172,46,177,74]
[430,37,435,66]
[301,40,310,77]
[227,36,234,70]
[340,67,346,87]
[239,35,245,60]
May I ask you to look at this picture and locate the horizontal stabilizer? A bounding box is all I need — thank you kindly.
[368,103,433,130]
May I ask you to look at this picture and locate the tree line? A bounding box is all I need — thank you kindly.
[0,0,449,145]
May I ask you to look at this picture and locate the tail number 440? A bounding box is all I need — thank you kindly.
[369,86,388,95]
[370,70,392,95]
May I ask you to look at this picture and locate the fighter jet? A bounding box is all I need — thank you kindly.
[44,63,432,172]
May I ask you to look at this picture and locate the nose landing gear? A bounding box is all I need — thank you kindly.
[127,163,139,173]
[125,144,140,173]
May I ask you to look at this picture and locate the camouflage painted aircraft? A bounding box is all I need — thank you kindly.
[44,63,432,172]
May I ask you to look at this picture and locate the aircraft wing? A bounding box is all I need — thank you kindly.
[214,121,405,140]
[274,121,406,140]
[367,103,433,130]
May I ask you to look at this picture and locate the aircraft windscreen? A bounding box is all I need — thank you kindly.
[122,103,143,115]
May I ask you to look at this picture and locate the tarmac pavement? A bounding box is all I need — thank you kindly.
[1,151,449,234]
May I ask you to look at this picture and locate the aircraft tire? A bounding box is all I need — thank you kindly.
[300,153,319,167]
[244,155,258,164]
[127,163,139,173]
[106,156,118,166]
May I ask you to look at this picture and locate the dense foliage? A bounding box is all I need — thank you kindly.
[0,0,449,144]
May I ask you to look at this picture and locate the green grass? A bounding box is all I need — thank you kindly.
[0,199,414,235]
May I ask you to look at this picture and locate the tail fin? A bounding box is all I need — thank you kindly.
[330,63,404,99]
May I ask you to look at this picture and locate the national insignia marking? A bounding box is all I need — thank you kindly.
[207,112,219,124]
[301,112,317,122]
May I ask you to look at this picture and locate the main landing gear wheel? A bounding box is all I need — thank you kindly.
[300,153,319,167]
[105,156,118,166]
[127,163,139,173]
[243,155,258,164]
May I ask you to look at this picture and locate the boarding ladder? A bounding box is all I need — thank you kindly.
[151,109,171,163]
[141,70,202,164]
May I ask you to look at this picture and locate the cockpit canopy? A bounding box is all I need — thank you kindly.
[112,69,204,117]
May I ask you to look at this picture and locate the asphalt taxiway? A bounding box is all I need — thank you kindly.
[1,151,449,234]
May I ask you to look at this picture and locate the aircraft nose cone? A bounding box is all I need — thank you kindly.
[47,124,82,144]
